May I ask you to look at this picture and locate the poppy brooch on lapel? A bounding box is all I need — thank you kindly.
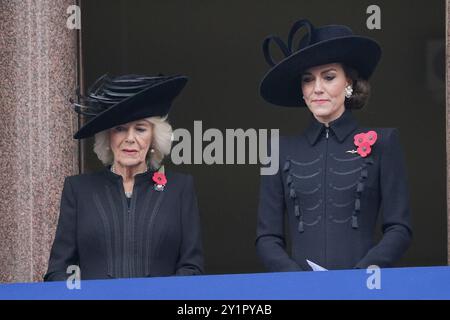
[348,131,378,157]
[152,166,167,191]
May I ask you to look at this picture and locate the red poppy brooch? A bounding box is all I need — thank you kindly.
[351,130,378,157]
[152,168,167,191]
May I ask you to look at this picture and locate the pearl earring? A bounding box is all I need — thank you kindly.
[345,85,353,99]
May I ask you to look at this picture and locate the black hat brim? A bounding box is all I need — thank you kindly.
[260,36,381,107]
[74,76,188,139]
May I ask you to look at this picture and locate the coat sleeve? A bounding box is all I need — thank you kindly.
[175,175,204,276]
[44,177,79,281]
[355,129,412,269]
[255,139,304,272]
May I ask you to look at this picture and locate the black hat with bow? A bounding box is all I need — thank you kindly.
[260,19,382,107]
[72,74,188,139]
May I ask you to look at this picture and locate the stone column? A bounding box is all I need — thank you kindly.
[0,0,79,282]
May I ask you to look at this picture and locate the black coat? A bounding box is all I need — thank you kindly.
[44,168,204,281]
[256,110,412,271]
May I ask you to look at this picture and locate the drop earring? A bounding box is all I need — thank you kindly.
[344,85,353,98]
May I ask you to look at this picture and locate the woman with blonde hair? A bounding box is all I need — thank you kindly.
[45,74,203,280]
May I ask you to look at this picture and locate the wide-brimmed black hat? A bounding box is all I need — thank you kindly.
[260,19,382,107]
[72,74,188,139]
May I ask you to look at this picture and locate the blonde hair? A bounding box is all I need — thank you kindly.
[93,116,172,169]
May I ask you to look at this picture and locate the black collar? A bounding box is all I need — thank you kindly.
[103,165,156,185]
[305,109,358,145]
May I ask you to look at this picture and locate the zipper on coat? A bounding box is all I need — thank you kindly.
[128,185,139,278]
[119,181,135,278]
[323,128,329,267]
[127,190,136,278]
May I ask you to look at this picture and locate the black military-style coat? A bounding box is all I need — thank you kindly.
[44,168,204,281]
[256,109,412,271]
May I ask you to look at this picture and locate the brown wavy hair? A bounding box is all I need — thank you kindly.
[343,65,371,109]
